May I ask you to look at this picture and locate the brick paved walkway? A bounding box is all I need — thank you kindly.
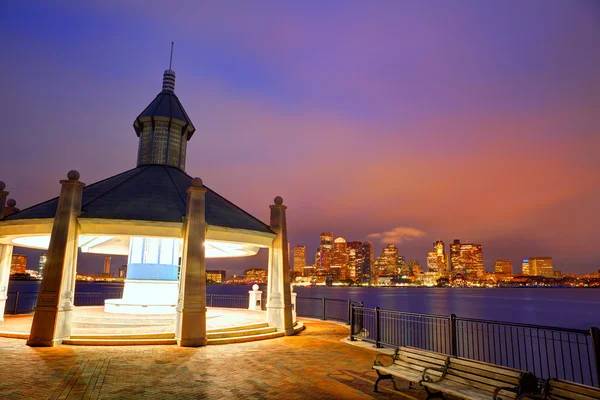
[0,319,429,400]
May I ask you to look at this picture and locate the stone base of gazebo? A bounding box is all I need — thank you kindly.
[0,306,304,345]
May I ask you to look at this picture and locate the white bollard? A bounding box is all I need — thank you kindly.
[291,284,297,323]
[248,284,263,311]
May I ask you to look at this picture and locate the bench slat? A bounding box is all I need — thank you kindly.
[423,379,514,400]
[451,357,522,378]
[393,359,430,374]
[448,368,518,388]
[402,346,449,361]
[444,373,517,399]
[401,351,448,366]
[550,380,600,399]
[397,353,446,367]
[449,362,519,385]
[374,365,422,383]
[549,387,599,400]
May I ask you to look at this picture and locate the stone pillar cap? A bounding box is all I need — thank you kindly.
[0,181,5,191]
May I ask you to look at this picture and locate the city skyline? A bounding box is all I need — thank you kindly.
[1,2,599,275]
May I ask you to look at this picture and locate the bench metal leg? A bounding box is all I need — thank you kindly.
[373,370,398,393]
[423,385,445,400]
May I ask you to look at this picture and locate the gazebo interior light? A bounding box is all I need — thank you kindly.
[11,235,260,258]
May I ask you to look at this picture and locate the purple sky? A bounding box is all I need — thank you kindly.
[1,1,599,276]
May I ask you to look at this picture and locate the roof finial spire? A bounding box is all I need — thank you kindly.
[169,41,174,70]
[162,41,176,92]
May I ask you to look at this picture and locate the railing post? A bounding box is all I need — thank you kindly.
[374,307,383,348]
[450,313,458,357]
[589,327,600,387]
[209,294,213,307]
[349,303,356,341]
[321,297,326,320]
[347,299,352,325]
[13,291,20,315]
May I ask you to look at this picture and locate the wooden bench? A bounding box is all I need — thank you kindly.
[520,379,600,400]
[372,346,540,400]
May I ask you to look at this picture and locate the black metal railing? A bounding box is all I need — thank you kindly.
[350,305,600,387]
[206,294,249,309]
[4,290,124,314]
[295,297,362,323]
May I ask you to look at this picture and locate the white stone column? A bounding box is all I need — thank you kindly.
[0,244,13,322]
[27,171,84,347]
[175,177,207,347]
[266,196,294,335]
[0,182,11,322]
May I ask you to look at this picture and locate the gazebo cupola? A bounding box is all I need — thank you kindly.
[133,43,195,171]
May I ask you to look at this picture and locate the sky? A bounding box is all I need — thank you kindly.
[1,1,599,276]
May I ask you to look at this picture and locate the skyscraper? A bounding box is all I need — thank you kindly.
[449,239,484,279]
[320,232,333,249]
[360,241,374,285]
[103,256,111,276]
[331,238,349,280]
[494,260,512,274]
[10,254,27,275]
[293,245,306,276]
[529,257,553,277]
[347,241,363,282]
[381,244,399,276]
[522,260,530,275]
[38,253,47,279]
[316,232,334,274]
[427,240,446,275]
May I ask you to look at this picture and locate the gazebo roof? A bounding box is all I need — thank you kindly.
[1,165,272,234]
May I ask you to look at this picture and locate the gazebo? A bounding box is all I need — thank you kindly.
[0,59,294,347]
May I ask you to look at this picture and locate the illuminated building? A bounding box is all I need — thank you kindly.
[206,270,226,283]
[494,260,512,274]
[119,265,127,278]
[320,232,333,249]
[521,260,530,275]
[374,256,388,277]
[529,257,553,277]
[360,241,374,285]
[38,253,47,279]
[10,254,27,275]
[449,239,484,279]
[103,256,111,275]
[293,245,306,276]
[409,260,420,275]
[332,237,349,280]
[244,268,267,283]
[426,240,446,275]
[347,241,363,282]
[303,264,315,277]
[381,244,399,276]
[398,256,409,276]
[315,247,332,274]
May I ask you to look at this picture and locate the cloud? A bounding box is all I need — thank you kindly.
[367,227,426,244]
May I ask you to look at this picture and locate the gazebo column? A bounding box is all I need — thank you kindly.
[175,177,207,347]
[266,196,294,335]
[27,171,84,347]
[0,182,12,322]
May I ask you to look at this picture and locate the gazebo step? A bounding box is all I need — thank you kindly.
[70,332,175,340]
[207,331,285,345]
[63,338,177,346]
[206,322,269,333]
[207,326,277,339]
